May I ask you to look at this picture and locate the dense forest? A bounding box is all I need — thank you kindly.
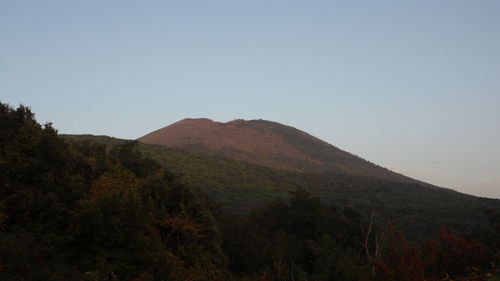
[64,135,500,242]
[1,103,499,280]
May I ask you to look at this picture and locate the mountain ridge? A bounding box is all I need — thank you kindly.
[138,118,417,184]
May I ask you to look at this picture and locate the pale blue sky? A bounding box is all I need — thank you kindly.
[1,0,499,198]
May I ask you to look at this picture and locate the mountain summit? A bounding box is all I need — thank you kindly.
[138,118,414,183]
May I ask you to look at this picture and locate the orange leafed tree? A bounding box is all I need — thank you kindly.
[374,224,425,281]
[424,227,488,280]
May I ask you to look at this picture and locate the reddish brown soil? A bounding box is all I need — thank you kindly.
[138,118,323,168]
[138,118,415,183]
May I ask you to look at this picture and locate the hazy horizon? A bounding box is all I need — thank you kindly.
[2,1,499,198]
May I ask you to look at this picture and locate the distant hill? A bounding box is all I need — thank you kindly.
[64,134,500,241]
[138,118,415,183]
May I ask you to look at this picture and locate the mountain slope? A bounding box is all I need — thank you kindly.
[139,118,414,183]
[64,134,500,241]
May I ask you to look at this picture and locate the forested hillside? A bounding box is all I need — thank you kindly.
[65,134,500,242]
[2,103,499,280]
[0,104,230,280]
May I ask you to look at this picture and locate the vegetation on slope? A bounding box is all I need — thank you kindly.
[0,104,229,280]
[65,134,500,242]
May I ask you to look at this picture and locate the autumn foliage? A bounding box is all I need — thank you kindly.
[374,225,497,281]
[374,225,425,281]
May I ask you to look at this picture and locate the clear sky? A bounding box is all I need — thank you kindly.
[1,0,499,198]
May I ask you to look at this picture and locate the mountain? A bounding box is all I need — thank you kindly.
[138,118,414,183]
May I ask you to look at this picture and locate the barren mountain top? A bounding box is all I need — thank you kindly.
[138,118,414,182]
